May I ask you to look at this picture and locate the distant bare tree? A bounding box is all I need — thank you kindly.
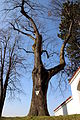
[0,28,26,117]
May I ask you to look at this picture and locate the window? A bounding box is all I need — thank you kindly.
[77,81,80,91]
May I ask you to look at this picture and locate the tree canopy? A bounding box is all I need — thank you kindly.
[58,1,80,77]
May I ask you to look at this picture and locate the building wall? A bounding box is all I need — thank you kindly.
[54,98,73,116]
[54,107,64,116]
[70,70,80,114]
[54,69,80,116]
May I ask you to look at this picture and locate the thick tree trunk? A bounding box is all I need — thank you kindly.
[28,66,49,116]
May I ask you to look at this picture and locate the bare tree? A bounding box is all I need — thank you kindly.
[1,0,74,116]
[0,28,26,117]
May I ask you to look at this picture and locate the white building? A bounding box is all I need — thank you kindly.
[54,67,80,116]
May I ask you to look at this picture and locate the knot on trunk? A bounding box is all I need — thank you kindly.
[32,68,38,75]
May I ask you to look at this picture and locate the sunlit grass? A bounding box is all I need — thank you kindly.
[1,114,80,120]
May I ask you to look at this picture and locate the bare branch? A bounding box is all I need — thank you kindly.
[3,5,21,11]
[47,20,73,79]
[60,21,73,64]
[42,50,49,58]
[3,55,11,103]
[10,22,36,41]
[1,38,9,88]
[18,47,34,54]
[21,0,39,37]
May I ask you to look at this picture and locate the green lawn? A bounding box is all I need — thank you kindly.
[0,114,80,120]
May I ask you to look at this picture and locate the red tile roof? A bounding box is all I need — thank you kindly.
[69,67,80,84]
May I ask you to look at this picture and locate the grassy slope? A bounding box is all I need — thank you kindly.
[0,115,80,120]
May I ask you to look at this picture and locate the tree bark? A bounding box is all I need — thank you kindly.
[0,100,3,117]
[0,56,12,117]
[28,22,73,115]
[28,65,49,116]
[0,97,4,117]
[13,1,73,116]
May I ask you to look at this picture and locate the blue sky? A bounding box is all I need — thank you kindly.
[2,73,71,116]
[0,0,72,117]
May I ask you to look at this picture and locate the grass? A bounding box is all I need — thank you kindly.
[0,114,80,120]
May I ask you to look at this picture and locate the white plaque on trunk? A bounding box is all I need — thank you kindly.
[35,90,39,96]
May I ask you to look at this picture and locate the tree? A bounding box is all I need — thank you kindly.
[0,29,25,116]
[2,0,74,116]
[58,1,80,78]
